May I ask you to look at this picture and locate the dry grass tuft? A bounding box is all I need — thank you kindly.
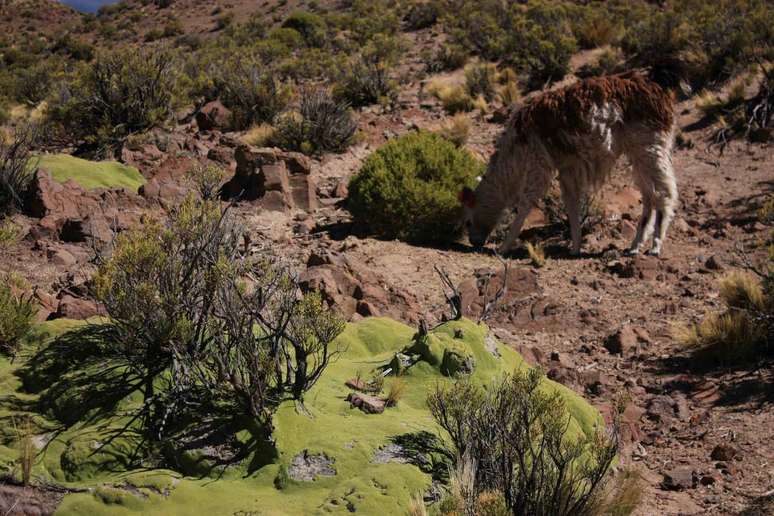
[600,468,643,516]
[385,377,406,407]
[407,492,428,516]
[525,242,546,268]
[12,416,35,486]
[438,114,471,147]
[241,123,276,147]
[719,271,765,310]
[427,78,474,114]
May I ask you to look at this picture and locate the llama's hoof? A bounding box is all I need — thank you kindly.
[569,248,581,258]
[623,248,639,257]
[645,248,661,257]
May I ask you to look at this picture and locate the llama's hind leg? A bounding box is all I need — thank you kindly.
[625,197,656,256]
[648,177,678,256]
[559,174,582,256]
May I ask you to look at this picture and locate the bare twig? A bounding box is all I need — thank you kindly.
[434,265,462,322]
[478,254,509,324]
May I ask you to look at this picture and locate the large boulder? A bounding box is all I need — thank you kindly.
[222,145,317,212]
[195,100,233,132]
[25,170,145,241]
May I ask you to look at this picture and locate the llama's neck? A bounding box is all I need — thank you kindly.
[474,131,531,227]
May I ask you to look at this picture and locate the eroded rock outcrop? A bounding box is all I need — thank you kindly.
[299,249,421,323]
[222,145,317,212]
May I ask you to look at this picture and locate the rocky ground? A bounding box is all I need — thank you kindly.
[2,67,773,514]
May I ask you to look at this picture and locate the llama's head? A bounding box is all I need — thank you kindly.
[459,186,496,248]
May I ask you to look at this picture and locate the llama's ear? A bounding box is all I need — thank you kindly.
[458,186,476,208]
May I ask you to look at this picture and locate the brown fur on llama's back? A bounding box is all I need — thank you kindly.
[509,73,674,151]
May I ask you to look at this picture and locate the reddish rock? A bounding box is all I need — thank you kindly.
[346,392,385,414]
[299,250,421,323]
[196,100,233,132]
[53,295,102,320]
[59,215,114,245]
[662,467,696,490]
[207,146,234,166]
[710,444,738,462]
[604,324,649,356]
[47,247,77,266]
[222,145,317,212]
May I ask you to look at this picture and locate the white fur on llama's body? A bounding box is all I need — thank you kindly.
[464,75,678,257]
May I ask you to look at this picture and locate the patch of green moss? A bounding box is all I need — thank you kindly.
[0,317,603,515]
[35,154,145,191]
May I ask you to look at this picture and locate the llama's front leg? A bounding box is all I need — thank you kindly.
[625,198,656,256]
[498,208,530,255]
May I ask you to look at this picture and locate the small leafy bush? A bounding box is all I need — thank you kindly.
[423,44,468,73]
[94,195,345,443]
[0,282,36,357]
[405,1,440,31]
[282,11,327,47]
[273,88,357,155]
[347,131,482,243]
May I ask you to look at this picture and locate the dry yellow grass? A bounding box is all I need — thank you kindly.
[438,113,471,147]
[385,377,406,407]
[241,123,275,147]
[407,493,428,516]
[426,78,474,114]
[525,242,546,268]
[498,80,521,107]
[719,271,765,310]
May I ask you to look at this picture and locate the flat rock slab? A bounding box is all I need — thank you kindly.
[372,444,409,464]
[346,392,386,414]
[288,450,336,481]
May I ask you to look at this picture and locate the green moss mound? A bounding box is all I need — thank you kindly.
[35,154,145,191]
[347,131,483,244]
[0,317,602,515]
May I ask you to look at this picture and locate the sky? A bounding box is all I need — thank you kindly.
[60,0,118,13]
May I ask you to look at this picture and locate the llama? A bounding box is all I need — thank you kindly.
[460,73,678,257]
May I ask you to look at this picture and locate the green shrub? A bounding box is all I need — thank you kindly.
[622,0,774,89]
[94,195,345,442]
[423,43,468,73]
[347,131,482,243]
[441,0,577,88]
[272,87,357,155]
[0,281,36,357]
[12,59,59,106]
[48,48,175,156]
[282,11,327,47]
[405,1,440,31]
[213,55,293,130]
[0,124,39,214]
[334,37,401,107]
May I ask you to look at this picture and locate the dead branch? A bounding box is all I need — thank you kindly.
[478,254,509,324]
